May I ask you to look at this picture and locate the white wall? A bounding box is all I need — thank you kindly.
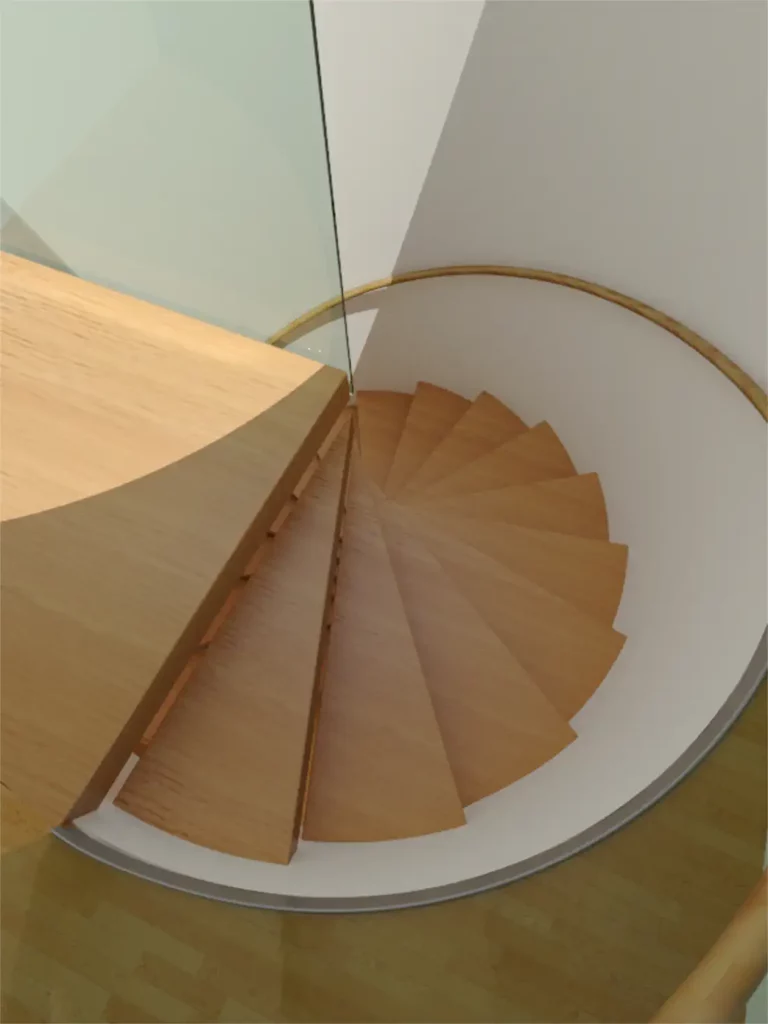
[316,0,766,386]
[313,0,484,366]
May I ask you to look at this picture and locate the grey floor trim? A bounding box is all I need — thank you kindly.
[55,629,767,914]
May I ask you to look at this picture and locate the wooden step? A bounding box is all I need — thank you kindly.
[384,383,470,496]
[302,452,466,842]
[355,390,411,491]
[398,511,626,720]
[380,506,576,806]
[116,422,353,864]
[401,391,527,496]
[422,422,577,500]
[414,474,610,540]
[406,507,627,624]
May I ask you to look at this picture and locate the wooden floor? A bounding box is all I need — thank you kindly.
[2,684,764,1024]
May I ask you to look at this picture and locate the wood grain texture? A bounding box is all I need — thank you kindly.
[354,390,411,490]
[652,870,767,1023]
[302,452,466,842]
[408,507,628,624]
[268,265,767,421]
[116,423,352,864]
[401,514,626,720]
[1,253,346,521]
[384,382,470,496]
[2,686,764,1024]
[402,391,527,496]
[423,422,577,500]
[379,504,576,806]
[414,473,610,540]
[1,254,349,850]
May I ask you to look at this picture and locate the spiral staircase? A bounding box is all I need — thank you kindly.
[115,381,628,862]
[3,256,765,1023]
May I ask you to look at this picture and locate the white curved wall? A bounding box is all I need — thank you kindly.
[316,0,767,386]
[77,278,766,900]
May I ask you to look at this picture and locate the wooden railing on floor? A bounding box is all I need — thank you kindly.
[652,869,767,1023]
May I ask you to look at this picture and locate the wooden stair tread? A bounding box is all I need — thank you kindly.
[397,510,626,720]
[402,391,527,496]
[355,390,411,490]
[385,382,470,496]
[380,505,576,806]
[408,508,627,624]
[423,422,577,500]
[302,452,466,842]
[116,422,352,864]
[414,474,609,540]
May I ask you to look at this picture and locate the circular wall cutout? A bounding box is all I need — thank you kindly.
[60,269,767,911]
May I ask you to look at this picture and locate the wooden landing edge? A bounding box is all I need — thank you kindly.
[291,418,354,852]
[134,407,353,761]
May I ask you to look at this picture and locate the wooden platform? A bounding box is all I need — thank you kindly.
[1,254,348,850]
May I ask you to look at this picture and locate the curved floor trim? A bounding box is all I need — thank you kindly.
[56,630,766,913]
[267,266,767,419]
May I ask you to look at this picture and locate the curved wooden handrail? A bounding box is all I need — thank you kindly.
[651,869,767,1023]
[268,265,767,421]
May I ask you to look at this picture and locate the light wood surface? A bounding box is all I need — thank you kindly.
[424,422,577,500]
[652,870,767,1024]
[411,507,628,624]
[0,254,343,521]
[1,254,349,850]
[115,423,352,863]
[302,452,466,842]
[2,686,763,1024]
[384,382,470,496]
[403,516,626,720]
[417,473,610,540]
[380,504,576,806]
[354,390,411,490]
[402,390,527,495]
[267,264,768,420]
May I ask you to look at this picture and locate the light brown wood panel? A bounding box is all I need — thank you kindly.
[414,473,610,540]
[407,506,628,624]
[399,512,626,720]
[116,423,353,864]
[401,390,527,496]
[302,452,466,842]
[384,382,470,496]
[1,254,349,851]
[1,687,764,1024]
[424,421,577,500]
[653,870,767,1024]
[354,390,411,490]
[136,652,205,757]
[379,505,576,806]
[1,254,347,522]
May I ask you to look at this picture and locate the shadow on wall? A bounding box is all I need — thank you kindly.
[1,200,73,274]
[350,0,766,387]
